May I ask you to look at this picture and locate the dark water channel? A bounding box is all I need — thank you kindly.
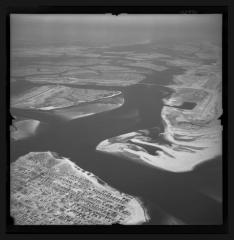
[10,80,222,225]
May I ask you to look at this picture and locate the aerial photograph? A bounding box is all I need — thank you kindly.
[10,13,222,225]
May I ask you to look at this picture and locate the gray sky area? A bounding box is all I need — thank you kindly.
[11,14,222,47]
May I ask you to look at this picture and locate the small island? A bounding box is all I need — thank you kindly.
[11,118,40,141]
[11,152,149,225]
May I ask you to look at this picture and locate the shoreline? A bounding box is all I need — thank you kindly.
[11,151,149,225]
[11,119,40,141]
[96,53,222,172]
[55,152,150,224]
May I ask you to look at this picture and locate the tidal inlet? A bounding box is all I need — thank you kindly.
[97,61,222,172]
[10,13,223,226]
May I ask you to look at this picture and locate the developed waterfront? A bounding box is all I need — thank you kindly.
[11,151,149,225]
[10,39,223,225]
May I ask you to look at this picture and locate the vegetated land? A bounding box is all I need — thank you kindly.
[11,43,175,87]
[11,85,122,110]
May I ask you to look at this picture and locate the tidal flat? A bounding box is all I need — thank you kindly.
[96,42,222,173]
[11,39,223,225]
[11,118,40,141]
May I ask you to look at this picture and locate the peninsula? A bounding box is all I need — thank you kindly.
[11,152,149,225]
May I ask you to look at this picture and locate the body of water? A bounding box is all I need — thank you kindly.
[10,77,222,225]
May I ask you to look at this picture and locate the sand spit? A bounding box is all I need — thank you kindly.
[96,43,222,172]
[53,95,125,120]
